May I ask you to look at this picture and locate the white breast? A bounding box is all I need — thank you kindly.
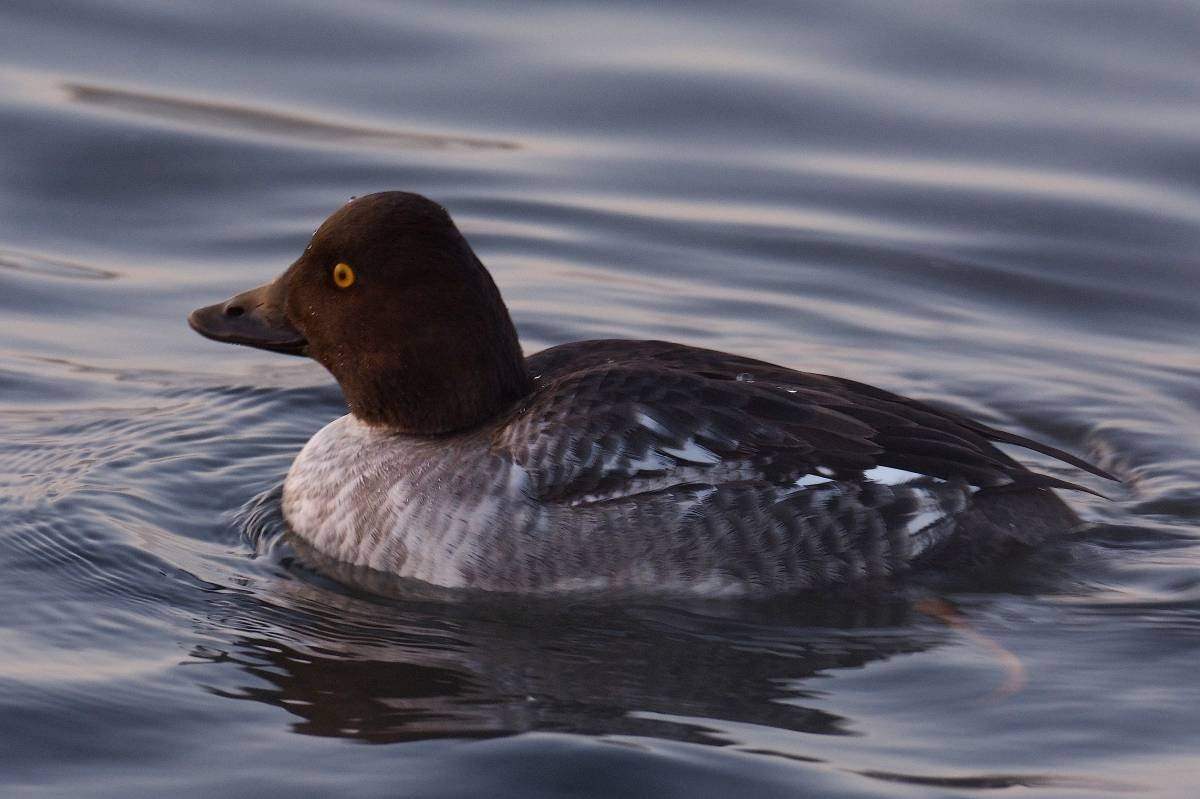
[282,415,534,588]
[281,416,978,595]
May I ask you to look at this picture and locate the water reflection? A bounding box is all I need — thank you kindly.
[203,636,497,742]
[194,555,933,747]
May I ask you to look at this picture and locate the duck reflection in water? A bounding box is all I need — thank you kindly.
[191,548,939,747]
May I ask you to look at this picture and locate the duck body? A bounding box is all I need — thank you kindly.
[283,338,1092,595]
[190,191,1112,597]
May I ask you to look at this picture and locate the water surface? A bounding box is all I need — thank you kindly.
[1,2,1198,797]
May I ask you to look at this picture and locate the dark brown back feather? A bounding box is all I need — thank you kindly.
[497,339,1113,503]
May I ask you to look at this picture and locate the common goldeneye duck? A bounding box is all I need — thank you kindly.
[189,191,1115,596]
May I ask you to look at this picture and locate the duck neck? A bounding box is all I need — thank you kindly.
[336,297,533,436]
[350,350,531,436]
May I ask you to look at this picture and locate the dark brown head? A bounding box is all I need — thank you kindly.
[188,192,532,434]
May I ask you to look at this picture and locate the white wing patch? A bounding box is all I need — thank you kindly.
[904,488,949,535]
[861,465,924,486]
[635,410,721,465]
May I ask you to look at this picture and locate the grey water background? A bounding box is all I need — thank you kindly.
[1,1,1198,796]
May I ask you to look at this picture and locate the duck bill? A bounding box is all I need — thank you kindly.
[187,277,308,356]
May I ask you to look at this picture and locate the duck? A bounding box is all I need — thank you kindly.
[188,191,1115,596]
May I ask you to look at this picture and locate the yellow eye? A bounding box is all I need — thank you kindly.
[332,262,355,288]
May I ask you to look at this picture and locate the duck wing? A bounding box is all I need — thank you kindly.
[497,340,1113,504]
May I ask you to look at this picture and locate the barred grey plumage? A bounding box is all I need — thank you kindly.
[283,339,1104,595]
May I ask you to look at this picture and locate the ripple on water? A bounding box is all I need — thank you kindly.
[63,81,522,153]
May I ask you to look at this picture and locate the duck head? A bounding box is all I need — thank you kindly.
[189,192,532,434]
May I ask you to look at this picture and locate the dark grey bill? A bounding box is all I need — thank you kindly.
[187,280,307,355]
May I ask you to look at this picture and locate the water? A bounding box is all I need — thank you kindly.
[1,1,1198,796]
